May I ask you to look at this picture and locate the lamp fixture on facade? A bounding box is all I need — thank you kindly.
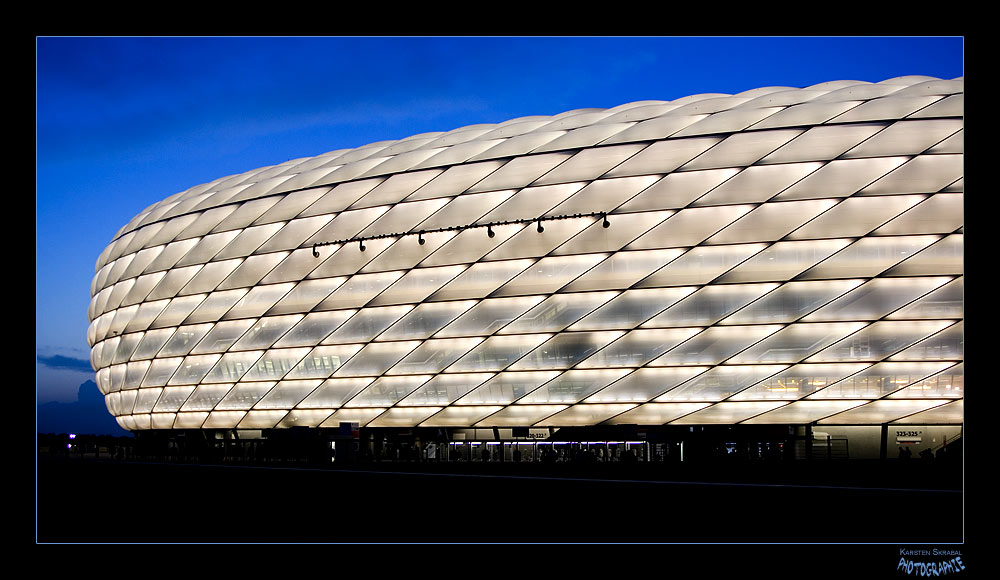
[310,211,612,255]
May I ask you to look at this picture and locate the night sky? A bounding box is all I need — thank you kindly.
[35,36,964,435]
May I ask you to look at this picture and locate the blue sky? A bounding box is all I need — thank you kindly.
[35,36,964,432]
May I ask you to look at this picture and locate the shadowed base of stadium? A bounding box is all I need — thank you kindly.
[37,455,962,544]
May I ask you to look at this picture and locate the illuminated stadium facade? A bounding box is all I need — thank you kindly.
[87,76,963,462]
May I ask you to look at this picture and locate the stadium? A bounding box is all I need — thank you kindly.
[86,75,963,464]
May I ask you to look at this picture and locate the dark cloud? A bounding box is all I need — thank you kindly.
[37,380,126,436]
[36,354,93,373]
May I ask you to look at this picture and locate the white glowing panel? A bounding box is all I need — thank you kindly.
[604,402,712,425]
[730,363,872,401]
[740,400,866,424]
[277,409,334,428]
[473,405,567,427]
[669,402,788,424]
[887,363,962,398]
[456,371,562,405]
[320,408,387,428]
[514,369,632,404]
[817,400,952,424]
[655,365,789,402]
[806,361,956,399]
[420,406,505,427]
[891,400,963,424]
[397,373,494,406]
[584,367,710,403]
[366,407,442,427]
[534,404,637,426]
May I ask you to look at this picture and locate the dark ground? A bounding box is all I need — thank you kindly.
[37,456,963,546]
